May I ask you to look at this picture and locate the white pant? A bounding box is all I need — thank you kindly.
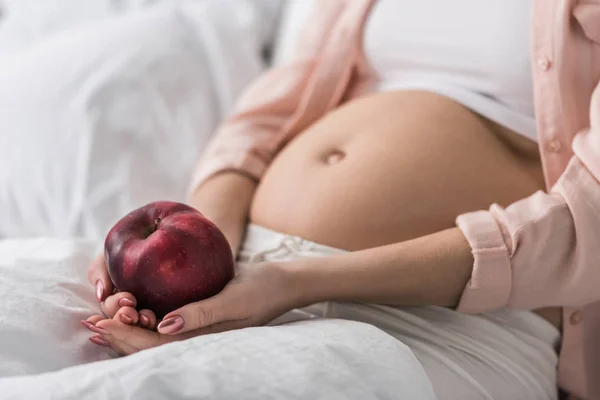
[240,224,561,400]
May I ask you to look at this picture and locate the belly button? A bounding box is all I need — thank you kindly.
[325,150,345,165]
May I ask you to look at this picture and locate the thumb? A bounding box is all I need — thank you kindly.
[88,252,114,302]
[157,297,224,335]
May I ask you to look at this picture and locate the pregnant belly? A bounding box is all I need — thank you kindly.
[251,91,544,249]
[250,90,560,328]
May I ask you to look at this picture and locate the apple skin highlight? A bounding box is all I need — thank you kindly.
[105,201,234,318]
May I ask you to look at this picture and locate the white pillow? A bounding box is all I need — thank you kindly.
[0,0,284,60]
[0,237,435,400]
[0,0,166,56]
[0,1,268,240]
[272,0,316,65]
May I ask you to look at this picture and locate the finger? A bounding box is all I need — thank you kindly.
[87,252,114,302]
[89,333,138,356]
[138,309,157,330]
[153,319,254,342]
[89,335,112,348]
[112,341,139,356]
[158,296,228,335]
[86,315,106,325]
[100,292,137,318]
[113,306,139,325]
[194,318,253,336]
[82,315,110,336]
[92,319,140,355]
[112,342,137,356]
[97,319,174,351]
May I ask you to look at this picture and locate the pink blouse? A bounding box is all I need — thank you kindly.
[191,1,600,398]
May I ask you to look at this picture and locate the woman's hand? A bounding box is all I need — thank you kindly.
[83,262,303,355]
[86,252,157,329]
[86,171,256,334]
[87,252,113,303]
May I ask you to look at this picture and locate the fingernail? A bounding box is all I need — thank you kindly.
[120,314,133,324]
[139,314,150,327]
[89,335,110,347]
[81,320,95,330]
[95,280,104,302]
[80,320,109,335]
[157,316,184,334]
[118,298,135,308]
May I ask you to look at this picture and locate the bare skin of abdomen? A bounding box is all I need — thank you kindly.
[250,90,561,329]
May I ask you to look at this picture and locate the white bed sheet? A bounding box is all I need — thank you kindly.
[0,237,436,400]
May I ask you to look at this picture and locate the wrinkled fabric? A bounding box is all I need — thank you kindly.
[241,224,560,400]
[0,1,271,240]
[0,238,435,400]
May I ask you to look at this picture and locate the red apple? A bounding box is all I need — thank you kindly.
[104,201,234,318]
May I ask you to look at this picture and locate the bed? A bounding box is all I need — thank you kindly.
[0,1,435,398]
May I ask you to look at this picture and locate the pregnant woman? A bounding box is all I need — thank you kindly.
[84,1,600,399]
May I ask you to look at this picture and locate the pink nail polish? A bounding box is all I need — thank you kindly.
[95,280,104,302]
[81,320,94,330]
[89,335,110,347]
[118,298,136,308]
[158,316,184,334]
[120,314,133,324]
[139,314,150,327]
[81,320,110,335]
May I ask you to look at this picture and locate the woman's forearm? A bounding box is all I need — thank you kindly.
[189,171,257,254]
[287,227,474,308]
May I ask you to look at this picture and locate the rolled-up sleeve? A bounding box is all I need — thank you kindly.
[188,2,346,193]
[188,58,315,191]
[456,83,600,313]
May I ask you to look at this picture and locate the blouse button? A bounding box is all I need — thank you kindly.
[547,139,563,153]
[537,57,552,71]
[570,310,583,325]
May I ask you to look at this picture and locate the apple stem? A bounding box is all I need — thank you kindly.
[154,218,161,229]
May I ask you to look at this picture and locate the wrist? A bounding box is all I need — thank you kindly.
[278,257,333,308]
[189,171,256,255]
